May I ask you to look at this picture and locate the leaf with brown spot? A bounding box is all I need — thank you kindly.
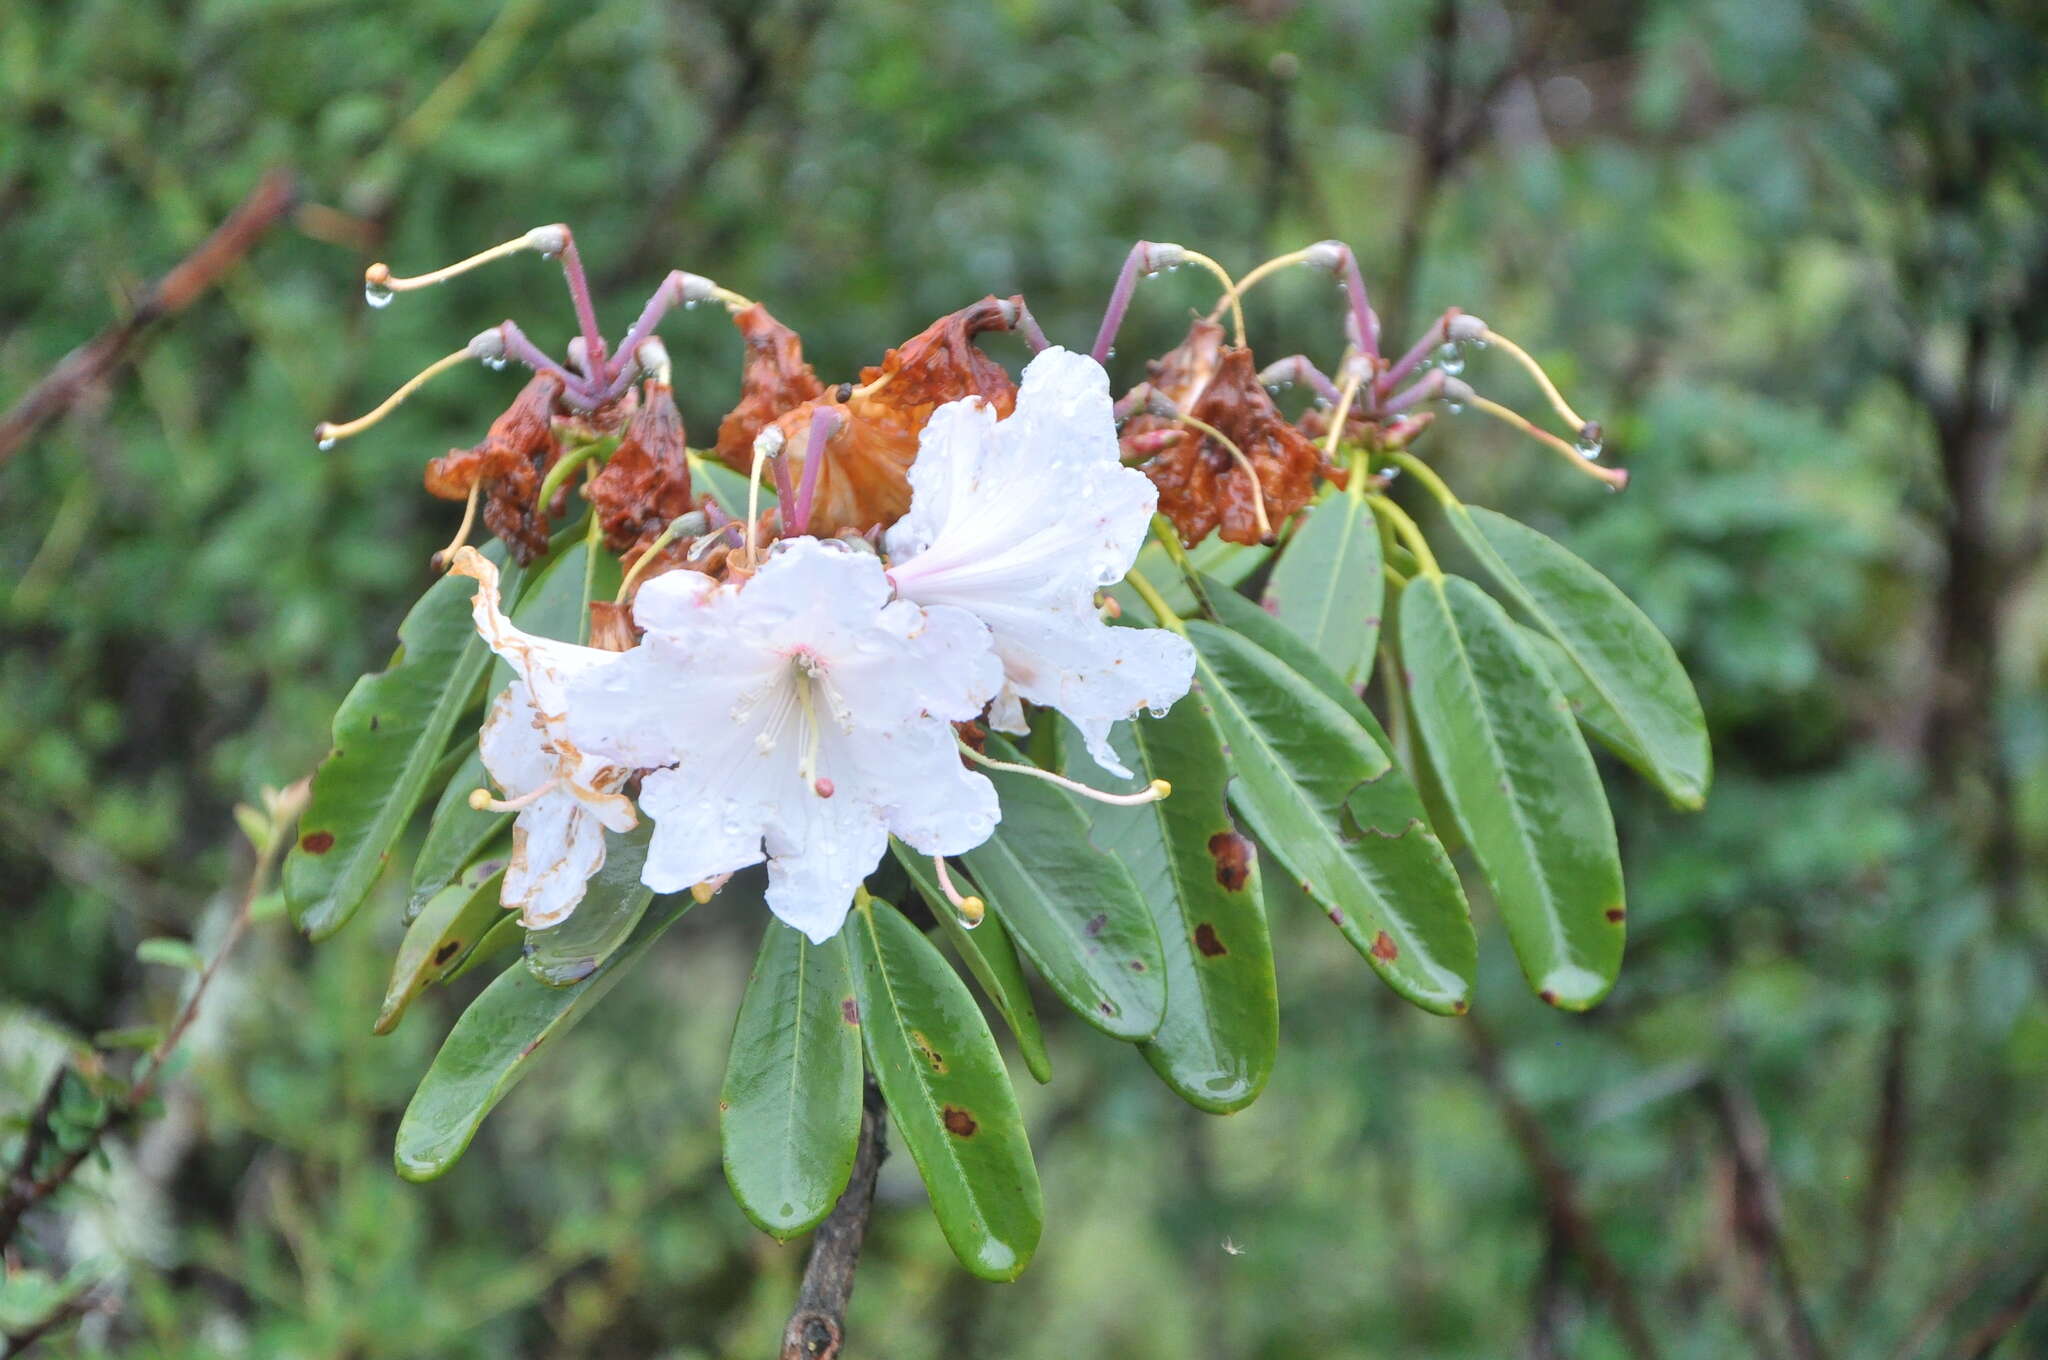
[847,895,1041,1281]
[1194,923,1228,958]
[375,863,509,1035]
[299,831,335,854]
[894,844,1052,1084]
[1207,831,1253,890]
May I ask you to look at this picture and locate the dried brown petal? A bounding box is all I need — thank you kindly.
[424,374,565,563]
[585,381,693,554]
[586,600,637,653]
[713,304,826,471]
[769,296,1024,537]
[1123,325,1324,546]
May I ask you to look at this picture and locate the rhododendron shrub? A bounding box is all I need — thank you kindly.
[286,228,1707,1291]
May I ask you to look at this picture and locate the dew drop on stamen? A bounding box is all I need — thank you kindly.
[683,298,700,311]
[364,281,394,309]
[1575,431,1605,461]
[316,436,337,452]
[1445,399,1465,414]
[1435,341,1464,376]
[483,354,509,372]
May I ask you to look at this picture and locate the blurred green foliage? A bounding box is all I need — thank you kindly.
[3,0,2045,1355]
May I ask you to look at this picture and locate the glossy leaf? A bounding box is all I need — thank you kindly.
[1263,487,1384,687]
[720,920,862,1240]
[1069,702,1277,1113]
[1192,571,1393,753]
[408,747,507,922]
[1185,619,1475,1014]
[286,544,522,940]
[1113,534,1268,618]
[846,895,1041,1281]
[376,860,510,1035]
[893,844,1052,1084]
[1458,506,1709,809]
[523,824,655,986]
[393,892,701,1180]
[961,737,1164,1041]
[1399,574,1625,1009]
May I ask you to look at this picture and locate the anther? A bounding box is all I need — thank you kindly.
[933,855,986,929]
[468,781,559,813]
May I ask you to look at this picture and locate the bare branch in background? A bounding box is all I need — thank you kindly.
[0,169,298,467]
[778,1076,888,1360]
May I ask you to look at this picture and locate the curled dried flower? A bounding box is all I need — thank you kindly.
[585,380,694,553]
[713,304,827,471]
[423,374,566,563]
[1121,322,1323,546]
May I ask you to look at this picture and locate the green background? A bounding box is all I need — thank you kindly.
[3,0,2045,1354]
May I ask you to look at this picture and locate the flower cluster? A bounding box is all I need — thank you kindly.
[451,349,1193,943]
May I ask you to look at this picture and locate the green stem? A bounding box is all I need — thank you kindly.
[1388,450,1458,512]
[536,438,611,514]
[1365,494,1442,578]
[1123,567,1186,634]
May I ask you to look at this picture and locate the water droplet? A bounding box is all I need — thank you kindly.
[1445,399,1465,414]
[1435,341,1464,376]
[1379,462,1402,482]
[959,914,982,931]
[316,436,336,452]
[1148,704,1170,719]
[683,298,700,310]
[483,354,508,372]
[1142,268,1160,279]
[364,281,394,309]
[1106,346,1117,360]
[1575,431,1604,461]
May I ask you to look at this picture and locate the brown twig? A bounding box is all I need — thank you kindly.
[0,781,305,1255]
[0,168,298,466]
[0,1284,111,1359]
[1704,1078,1830,1360]
[1953,1259,2047,1359]
[779,1075,888,1360]
[1464,1020,1664,1360]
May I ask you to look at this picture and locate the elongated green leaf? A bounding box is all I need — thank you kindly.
[846,895,1041,1281]
[1453,506,1709,809]
[1516,624,1654,777]
[1400,574,1625,1009]
[1113,535,1269,619]
[376,861,510,1035]
[446,910,524,983]
[393,890,702,1180]
[893,844,1052,1084]
[962,738,1164,1041]
[1069,701,1277,1113]
[408,747,507,922]
[523,825,655,986]
[1186,619,1475,1013]
[1191,573,1393,752]
[287,544,523,940]
[1263,488,1384,687]
[720,920,862,1239]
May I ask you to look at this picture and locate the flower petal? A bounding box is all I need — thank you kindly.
[504,794,610,928]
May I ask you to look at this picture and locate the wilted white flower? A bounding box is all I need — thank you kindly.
[883,346,1195,776]
[564,537,1002,943]
[448,547,637,928]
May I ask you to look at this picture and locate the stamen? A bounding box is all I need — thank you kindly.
[1321,361,1365,462]
[363,224,565,295]
[613,513,694,604]
[467,779,560,813]
[957,739,1171,806]
[745,425,784,566]
[1449,381,1628,490]
[313,346,472,447]
[1180,249,1246,348]
[1175,411,1273,543]
[1478,327,1591,433]
[429,480,483,571]
[793,663,825,791]
[1206,246,1315,324]
[933,855,985,929]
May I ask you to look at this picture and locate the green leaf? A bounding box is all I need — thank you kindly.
[1457,506,1709,809]
[135,938,202,972]
[846,895,1041,1281]
[1191,572,1393,754]
[1069,701,1277,1113]
[894,844,1052,1084]
[446,911,524,983]
[692,453,773,518]
[393,889,704,1180]
[408,749,507,923]
[1263,487,1384,687]
[286,544,522,940]
[1185,619,1475,1014]
[719,921,862,1240]
[375,861,510,1035]
[523,825,655,986]
[961,737,1164,1041]
[1113,535,1269,619]
[1399,574,1625,1009]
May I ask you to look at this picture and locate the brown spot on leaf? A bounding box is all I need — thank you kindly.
[1194,923,1227,957]
[908,1030,947,1073]
[1453,1000,1470,1015]
[299,831,335,854]
[942,1106,978,1138]
[432,940,463,966]
[718,1099,730,1112]
[1539,989,1558,1005]
[1327,907,1346,926]
[1084,912,1108,938]
[1605,907,1626,923]
[1128,959,1147,972]
[840,997,860,1025]
[369,715,380,732]
[1207,831,1253,890]
[1370,931,1399,961]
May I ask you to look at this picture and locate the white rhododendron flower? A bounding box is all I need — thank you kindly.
[563,538,1003,943]
[883,346,1196,775]
[447,548,637,928]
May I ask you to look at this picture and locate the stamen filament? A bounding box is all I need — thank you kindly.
[933,856,985,928]
[468,780,560,813]
[1478,328,1590,432]
[1463,392,1628,490]
[1206,247,1314,324]
[957,739,1171,806]
[1181,249,1246,348]
[365,227,554,293]
[430,480,483,571]
[744,426,783,566]
[614,513,693,603]
[1322,365,1364,463]
[1176,411,1272,543]
[314,347,471,446]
